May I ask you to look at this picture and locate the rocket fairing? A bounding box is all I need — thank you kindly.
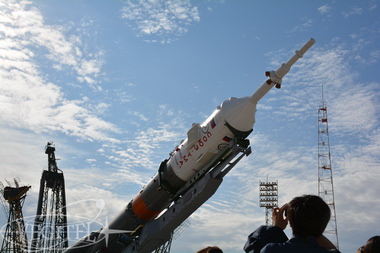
[65,38,315,253]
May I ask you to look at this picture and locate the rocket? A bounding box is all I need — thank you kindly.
[65,38,315,253]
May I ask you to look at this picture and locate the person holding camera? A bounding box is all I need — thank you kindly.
[243,194,340,253]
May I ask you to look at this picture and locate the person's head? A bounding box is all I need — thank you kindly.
[286,195,330,237]
[358,236,380,253]
[196,246,223,253]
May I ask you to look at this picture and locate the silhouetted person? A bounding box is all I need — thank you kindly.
[357,236,380,253]
[244,194,340,253]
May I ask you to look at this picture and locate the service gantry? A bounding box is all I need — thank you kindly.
[0,178,30,253]
[318,88,339,249]
[31,142,68,253]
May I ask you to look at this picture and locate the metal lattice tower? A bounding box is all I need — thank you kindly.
[259,180,278,225]
[154,234,173,253]
[31,142,68,253]
[318,88,339,249]
[0,178,31,253]
[154,219,190,253]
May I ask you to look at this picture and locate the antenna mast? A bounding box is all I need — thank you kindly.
[318,86,339,248]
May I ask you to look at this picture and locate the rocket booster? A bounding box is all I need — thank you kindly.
[65,38,315,253]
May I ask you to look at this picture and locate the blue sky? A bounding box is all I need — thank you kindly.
[0,0,379,252]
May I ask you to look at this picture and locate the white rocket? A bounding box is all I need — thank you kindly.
[158,38,315,190]
[65,38,315,253]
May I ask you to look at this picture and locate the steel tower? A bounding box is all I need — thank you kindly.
[154,219,190,253]
[259,180,278,225]
[0,178,30,253]
[318,88,339,249]
[31,142,68,253]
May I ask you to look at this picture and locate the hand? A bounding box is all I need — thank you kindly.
[272,203,288,230]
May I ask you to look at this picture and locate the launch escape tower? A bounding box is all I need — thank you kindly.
[31,142,68,253]
[259,180,278,225]
[317,88,339,249]
[0,178,30,253]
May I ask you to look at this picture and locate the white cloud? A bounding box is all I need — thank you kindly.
[0,0,119,143]
[120,0,200,43]
[288,18,313,33]
[0,0,103,87]
[330,84,378,136]
[369,2,377,11]
[106,121,185,171]
[342,7,363,18]
[369,50,380,63]
[129,111,149,122]
[318,4,331,14]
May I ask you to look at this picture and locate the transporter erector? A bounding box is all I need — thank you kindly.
[65,38,315,253]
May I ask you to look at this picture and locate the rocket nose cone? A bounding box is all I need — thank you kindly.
[220,97,256,132]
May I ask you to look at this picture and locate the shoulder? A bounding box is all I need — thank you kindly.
[244,226,288,253]
[261,242,294,253]
[255,226,288,239]
[262,244,341,253]
[246,225,288,243]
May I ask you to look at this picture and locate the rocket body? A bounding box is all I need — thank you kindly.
[67,97,258,253]
[166,96,257,181]
[65,38,315,253]
[131,96,258,222]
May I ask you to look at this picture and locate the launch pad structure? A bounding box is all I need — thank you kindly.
[0,143,68,253]
[0,178,30,253]
[31,142,68,253]
[122,138,252,253]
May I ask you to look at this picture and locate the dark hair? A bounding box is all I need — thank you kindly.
[287,195,330,237]
[196,246,223,253]
[364,236,380,253]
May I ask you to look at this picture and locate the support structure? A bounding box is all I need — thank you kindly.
[154,234,172,253]
[318,88,339,249]
[122,138,251,253]
[31,142,68,253]
[259,180,278,225]
[0,178,30,253]
[154,220,190,253]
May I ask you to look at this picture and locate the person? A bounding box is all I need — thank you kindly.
[357,236,380,253]
[243,194,340,253]
[196,246,223,253]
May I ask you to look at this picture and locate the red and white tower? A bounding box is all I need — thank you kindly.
[318,87,339,249]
